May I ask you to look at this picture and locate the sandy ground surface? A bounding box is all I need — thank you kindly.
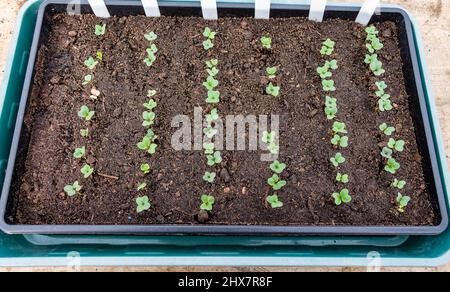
[0,0,449,272]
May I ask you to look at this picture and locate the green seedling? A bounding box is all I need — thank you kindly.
[144,51,156,67]
[266,67,278,79]
[64,181,82,197]
[388,138,405,152]
[203,125,218,139]
[367,38,384,54]
[137,183,147,191]
[381,147,393,159]
[95,24,106,36]
[80,128,89,137]
[140,163,150,175]
[78,105,95,121]
[206,59,219,68]
[203,76,219,90]
[136,196,151,213]
[378,94,393,111]
[325,96,338,120]
[203,39,214,50]
[322,79,336,92]
[203,143,215,155]
[207,67,219,77]
[320,39,335,56]
[392,179,406,190]
[267,174,287,191]
[146,128,157,140]
[317,65,332,79]
[73,146,86,159]
[137,136,157,155]
[145,31,157,41]
[385,158,400,174]
[364,54,378,65]
[203,27,216,40]
[365,26,379,38]
[206,108,219,123]
[147,89,157,97]
[206,90,220,104]
[266,194,283,208]
[332,121,348,134]
[336,173,349,184]
[200,195,215,211]
[267,143,279,155]
[84,57,98,70]
[325,60,338,70]
[379,123,395,136]
[332,188,352,206]
[370,60,385,76]
[262,131,276,144]
[270,160,286,174]
[375,81,388,97]
[81,165,94,178]
[261,36,272,49]
[203,172,216,183]
[330,153,346,167]
[142,111,156,127]
[266,82,280,97]
[147,44,158,55]
[143,99,157,111]
[82,74,92,86]
[96,51,103,61]
[331,134,349,148]
[396,193,410,213]
[207,151,222,166]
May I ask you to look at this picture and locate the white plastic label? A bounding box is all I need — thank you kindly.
[356,0,381,26]
[255,0,271,19]
[201,0,218,20]
[142,0,161,17]
[88,0,110,18]
[309,0,327,22]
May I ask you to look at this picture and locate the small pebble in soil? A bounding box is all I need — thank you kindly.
[289,174,298,184]
[113,108,122,118]
[90,88,100,97]
[197,210,209,223]
[220,168,231,183]
[68,30,77,37]
[224,187,231,193]
[157,215,165,223]
[50,76,60,84]
[382,29,392,38]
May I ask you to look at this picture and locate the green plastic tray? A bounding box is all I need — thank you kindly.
[0,0,449,267]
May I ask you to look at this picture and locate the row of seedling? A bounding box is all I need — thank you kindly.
[64,24,107,196]
[261,36,281,97]
[200,27,221,213]
[317,39,352,206]
[259,36,286,208]
[365,25,410,213]
[135,32,160,213]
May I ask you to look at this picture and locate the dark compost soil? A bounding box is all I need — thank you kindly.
[6,13,440,226]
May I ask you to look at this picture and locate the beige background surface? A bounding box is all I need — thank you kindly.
[0,0,449,272]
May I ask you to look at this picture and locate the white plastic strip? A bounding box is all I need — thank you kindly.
[142,0,161,17]
[309,0,327,22]
[88,0,110,18]
[201,0,218,20]
[356,0,380,26]
[255,0,271,19]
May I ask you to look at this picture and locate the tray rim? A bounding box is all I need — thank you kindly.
[0,0,448,236]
